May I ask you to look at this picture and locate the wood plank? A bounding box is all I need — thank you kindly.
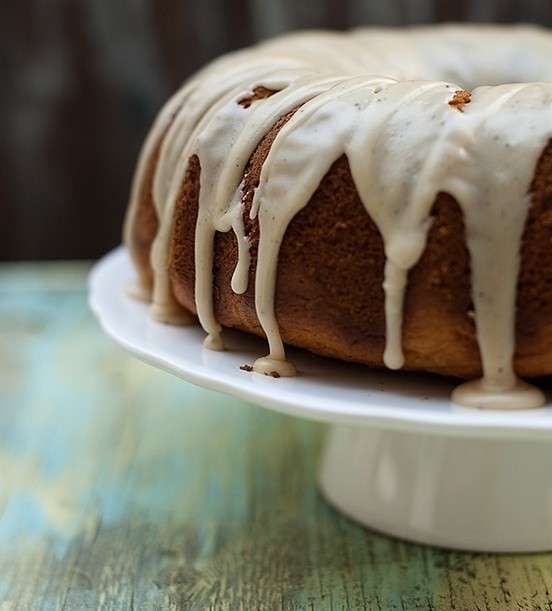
[3,262,552,609]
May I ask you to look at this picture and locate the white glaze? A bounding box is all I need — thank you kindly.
[124,25,552,408]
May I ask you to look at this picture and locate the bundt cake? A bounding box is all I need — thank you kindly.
[123,24,552,410]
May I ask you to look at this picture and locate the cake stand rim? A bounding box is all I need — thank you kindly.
[89,247,552,441]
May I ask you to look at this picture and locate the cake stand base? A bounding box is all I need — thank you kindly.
[319,425,552,552]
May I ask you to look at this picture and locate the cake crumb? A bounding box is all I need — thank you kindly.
[240,364,253,372]
[448,90,471,112]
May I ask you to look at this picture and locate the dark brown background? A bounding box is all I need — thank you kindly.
[2,0,552,260]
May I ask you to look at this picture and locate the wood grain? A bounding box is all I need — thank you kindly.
[2,261,552,609]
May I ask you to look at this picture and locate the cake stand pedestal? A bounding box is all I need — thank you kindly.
[319,426,552,552]
[90,248,552,553]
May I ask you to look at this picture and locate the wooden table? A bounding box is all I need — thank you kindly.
[2,262,552,610]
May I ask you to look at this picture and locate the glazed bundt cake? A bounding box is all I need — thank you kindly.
[123,25,552,410]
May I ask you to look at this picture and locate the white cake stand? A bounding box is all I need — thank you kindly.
[89,248,552,552]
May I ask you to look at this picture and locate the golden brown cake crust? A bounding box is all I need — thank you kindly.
[448,89,472,112]
[133,95,552,379]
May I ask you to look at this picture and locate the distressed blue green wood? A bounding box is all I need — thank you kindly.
[2,262,552,610]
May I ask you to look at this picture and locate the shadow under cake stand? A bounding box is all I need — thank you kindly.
[89,247,552,553]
